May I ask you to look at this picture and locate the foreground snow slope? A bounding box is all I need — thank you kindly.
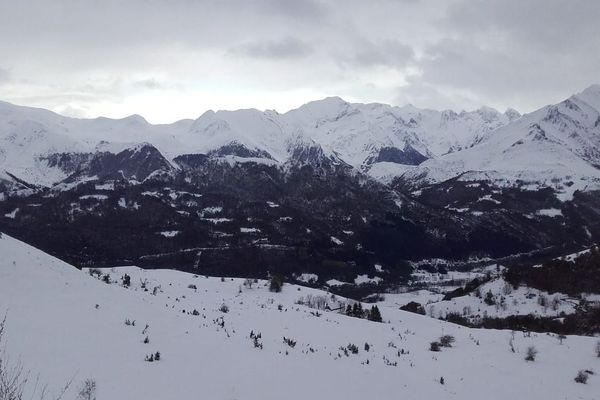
[0,233,598,399]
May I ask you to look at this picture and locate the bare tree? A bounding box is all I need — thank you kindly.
[1,317,74,400]
[76,379,97,400]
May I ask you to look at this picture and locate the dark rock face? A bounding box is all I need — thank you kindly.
[40,152,94,175]
[365,145,428,166]
[66,144,174,182]
[1,143,600,289]
[207,142,274,160]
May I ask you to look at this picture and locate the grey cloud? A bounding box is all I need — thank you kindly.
[0,0,598,121]
[342,39,415,69]
[408,0,600,111]
[231,37,314,59]
[0,67,10,83]
[133,78,165,90]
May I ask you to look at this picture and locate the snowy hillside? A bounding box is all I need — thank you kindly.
[1,232,599,399]
[401,85,600,199]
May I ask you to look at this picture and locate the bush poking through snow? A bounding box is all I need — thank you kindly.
[347,343,359,354]
[430,342,441,352]
[574,370,589,384]
[269,275,283,293]
[219,304,229,313]
[439,335,455,348]
[145,351,161,362]
[283,337,297,348]
[525,346,538,361]
[250,331,263,349]
[484,290,495,306]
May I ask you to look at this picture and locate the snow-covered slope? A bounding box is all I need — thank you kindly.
[1,232,598,399]
[402,85,600,199]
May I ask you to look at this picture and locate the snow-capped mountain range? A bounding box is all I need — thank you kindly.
[0,91,524,188]
[2,85,600,197]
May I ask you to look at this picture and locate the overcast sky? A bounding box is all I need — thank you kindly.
[0,0,598,123]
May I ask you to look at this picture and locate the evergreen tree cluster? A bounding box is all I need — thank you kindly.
[343,303,382,322]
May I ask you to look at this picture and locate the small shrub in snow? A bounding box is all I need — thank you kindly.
[440,377,445,385]
[484,290,495,306]
[269,275,283,293]
[250,331,263,349]
[219,304,229,313]
[243,278,254,289]
[364,342,370,352]
[145,351,161,362]
[525,346,538,361]
[283,337,297,348]
[143,336,150,344]
[102,274,111,284]
[347,343,359,354]
[574,370,589,384]
[77,378,97,400]
[88,268,102,277]
[429,342,441,352]
[121,273,131,287]
[439,335,455,348]
[187,284,197,290]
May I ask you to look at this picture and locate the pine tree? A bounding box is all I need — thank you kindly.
[368,305,382,322]
[345,304,352,315]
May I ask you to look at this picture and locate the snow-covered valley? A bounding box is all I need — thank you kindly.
[1,233,599,399]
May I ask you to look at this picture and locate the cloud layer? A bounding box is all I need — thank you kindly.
[0,0,598,122]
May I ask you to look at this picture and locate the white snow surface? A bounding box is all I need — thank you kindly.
[1,235,599,400]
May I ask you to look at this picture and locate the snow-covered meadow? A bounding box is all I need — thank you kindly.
[0,233,598,399]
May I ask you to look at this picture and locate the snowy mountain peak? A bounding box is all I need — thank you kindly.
[504,108,521,121]
[573,83,600,111]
